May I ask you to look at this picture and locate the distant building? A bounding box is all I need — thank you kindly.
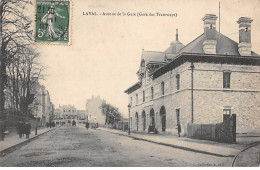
[86,96,105,125]
[125,14,260,135]
[58,105,78,120]
[30,83,54,125]
[77,110,87,120]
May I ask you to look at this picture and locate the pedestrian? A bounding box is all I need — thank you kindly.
[0,120,6,141]
[25,122,31,139]
[17,121,23,138]
[85,122,89,130]
[177,123,181,137]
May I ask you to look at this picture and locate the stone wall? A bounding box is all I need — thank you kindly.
[128,61,260,135]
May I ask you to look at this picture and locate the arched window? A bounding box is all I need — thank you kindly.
[160,106,166,132]
[135,112,139,131]
[150,109,155,126]
[142,111,146,131]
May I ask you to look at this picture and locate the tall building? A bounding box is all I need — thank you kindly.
[31,83,54,125]
[125,14,260,136]
[86,96,105,125]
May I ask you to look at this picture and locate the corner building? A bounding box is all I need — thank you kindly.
[125,14,260,136]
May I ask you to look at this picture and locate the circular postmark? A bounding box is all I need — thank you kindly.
[35,0,70,43]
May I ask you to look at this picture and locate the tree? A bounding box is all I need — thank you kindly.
[100,101,122,126]
[0,0,33,120]
[6,46,45,116]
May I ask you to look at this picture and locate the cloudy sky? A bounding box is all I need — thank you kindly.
[36,0,260,116]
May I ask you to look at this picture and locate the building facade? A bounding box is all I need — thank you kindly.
[125,14,260,136]
[32,84,54,125]
[86,96,105,125]
[58,105,78,120]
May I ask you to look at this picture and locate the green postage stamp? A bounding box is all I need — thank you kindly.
[35,0,71,44]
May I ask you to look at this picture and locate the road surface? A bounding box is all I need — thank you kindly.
[0,124,233,167]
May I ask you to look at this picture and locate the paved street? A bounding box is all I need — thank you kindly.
[0,124,234,167]
[233,142,260,167]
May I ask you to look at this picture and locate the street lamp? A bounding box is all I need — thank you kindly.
[128,104,131,135]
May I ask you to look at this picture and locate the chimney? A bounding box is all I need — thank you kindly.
[237,17,253,56]
[202,14,218,54]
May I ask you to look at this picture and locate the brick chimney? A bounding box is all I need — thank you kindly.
[237,17,253,56]
[202,14,218,54]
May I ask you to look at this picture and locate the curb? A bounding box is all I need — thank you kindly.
[98,128,235,158]
[0,126,59,157]
[231,141,260,167]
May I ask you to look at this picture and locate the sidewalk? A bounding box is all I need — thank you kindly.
[98,127,246,157]
[0,126,57,157]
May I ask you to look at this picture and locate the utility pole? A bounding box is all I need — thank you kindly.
[191,62,194,123]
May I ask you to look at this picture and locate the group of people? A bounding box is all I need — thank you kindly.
[17,121,32,139]
[46,122,56,128]
[85,122,98,130]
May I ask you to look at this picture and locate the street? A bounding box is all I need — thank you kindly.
[0,125,233,167]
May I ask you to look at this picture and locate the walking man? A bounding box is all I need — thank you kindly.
[85,122,89,130]
[25,122,31,139]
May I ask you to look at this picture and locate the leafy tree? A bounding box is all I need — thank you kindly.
[100,101,122,126]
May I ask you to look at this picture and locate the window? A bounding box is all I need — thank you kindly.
[151,87,154,100]
[176,74,180,90]
[143,91,145,102]
[223,71,231,88]
[130,97,132,106]
[136,94,138,104]
[161,82,165,95]
[223,106,232,115]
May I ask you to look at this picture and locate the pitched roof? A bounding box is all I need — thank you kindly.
[141,51,166,64]
[178,31,259,56]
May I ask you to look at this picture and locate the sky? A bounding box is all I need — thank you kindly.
[35,0,260,116]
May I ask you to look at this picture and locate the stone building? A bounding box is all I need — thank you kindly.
[58,105,78,120]
[32,84,54,125]
[125,14,260,136]
[86,96,105,125]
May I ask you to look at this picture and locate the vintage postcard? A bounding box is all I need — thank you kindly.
[0,0,260,167]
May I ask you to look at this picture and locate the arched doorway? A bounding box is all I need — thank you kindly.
[135,112,139,131]
[142,111,146,131]
[150,109,155,126]
[160,106,166,132]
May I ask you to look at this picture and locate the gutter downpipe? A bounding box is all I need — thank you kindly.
[191,62,194,124]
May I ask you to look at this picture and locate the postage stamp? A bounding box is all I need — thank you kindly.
[35,0,71,44]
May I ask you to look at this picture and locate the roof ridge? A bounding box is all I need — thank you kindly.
[143,50,165,54]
